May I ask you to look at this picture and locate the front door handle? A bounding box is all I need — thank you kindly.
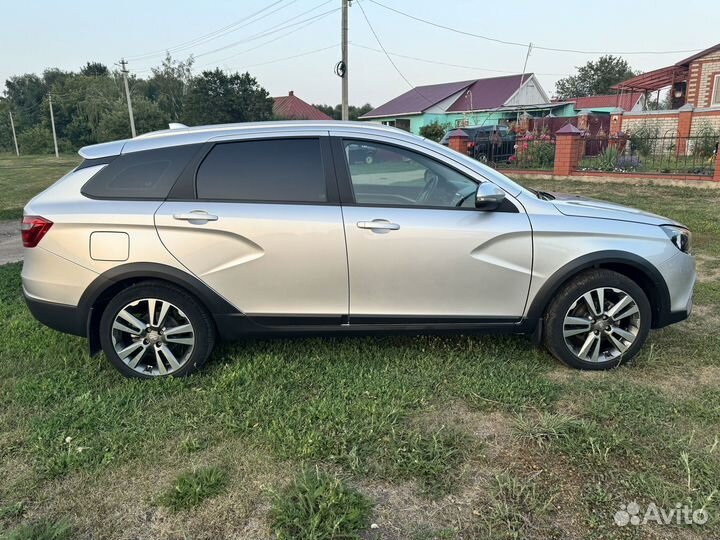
[357,219,400,231]
[173,211,219,222]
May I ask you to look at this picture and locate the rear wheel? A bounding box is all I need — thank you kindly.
[543,270,651,370]
[99,282,215,378]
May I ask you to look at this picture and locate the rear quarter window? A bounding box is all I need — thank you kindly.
[81,144,201,199]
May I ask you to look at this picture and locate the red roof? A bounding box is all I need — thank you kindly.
[566,92,644,111]
[272,91,332,120]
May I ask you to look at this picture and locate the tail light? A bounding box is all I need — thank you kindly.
[21,216,53,248]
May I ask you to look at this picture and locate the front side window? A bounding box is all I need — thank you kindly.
[343,141,478,208]
[712,74,720,106]
[196,138,327,202]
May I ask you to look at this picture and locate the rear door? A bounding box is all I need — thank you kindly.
[155,135,349,321]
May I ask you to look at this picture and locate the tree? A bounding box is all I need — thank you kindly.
[419,121,448,142]
[80,62,110,77]
[183,69,273,126]
[97,97,169,141]
[312,102,373,120]
[146,54,194,121]
[555,55,638,99]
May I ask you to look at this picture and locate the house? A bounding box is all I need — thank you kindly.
[608,42,720,144]
[612,42,720,110]
[562,92,645,113]
[272,91,332,120]
[359,74,574,134]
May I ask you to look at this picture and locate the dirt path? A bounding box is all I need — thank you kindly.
[0,220,22,265]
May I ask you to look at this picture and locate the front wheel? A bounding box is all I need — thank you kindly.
[543,270,651,370]
[99,282,215,378]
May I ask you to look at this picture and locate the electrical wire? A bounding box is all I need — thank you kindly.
[192,9,339,70]
[351,43,570,77]
[126,0,293,61]
[355,0,434,106]
[366,0,702,56]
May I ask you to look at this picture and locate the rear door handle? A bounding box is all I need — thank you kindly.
[173,211,219,222]
[357,219,400,231]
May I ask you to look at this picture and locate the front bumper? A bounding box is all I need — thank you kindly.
[653,251,695,328]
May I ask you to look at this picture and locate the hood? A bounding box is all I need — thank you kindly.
[549,192,680,227]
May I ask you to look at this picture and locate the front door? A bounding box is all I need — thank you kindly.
[155,136,348,320]
[336,139,533,321]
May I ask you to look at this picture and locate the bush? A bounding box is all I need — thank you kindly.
[595,147,619,171]
[628,122,659,157]
[16,125,55,154]
[518,139,555,169]
[691,121,719,158]
[419,121,449,142]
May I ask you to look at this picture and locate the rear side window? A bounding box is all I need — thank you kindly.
[196,139,326,203]
[82,145,199,199]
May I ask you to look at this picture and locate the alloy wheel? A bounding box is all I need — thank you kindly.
[562,287,641,363]
[110,298,195,376]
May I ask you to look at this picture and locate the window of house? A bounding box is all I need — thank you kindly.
[343,141,477,208]
[712,74,720,106]
[196,139,327,203]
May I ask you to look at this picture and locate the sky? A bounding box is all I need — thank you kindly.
[1,0,719,108]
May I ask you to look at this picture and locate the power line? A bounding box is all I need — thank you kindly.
[126,0,294,61]
[366,0,702,56]
[193,6,338,59]
[193,10,339,70]
[351,43,570,77]
[233,44,339,70]
[355,0,434,105]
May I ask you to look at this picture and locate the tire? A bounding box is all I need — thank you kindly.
[543,269,651,370]
[99,281,216,379]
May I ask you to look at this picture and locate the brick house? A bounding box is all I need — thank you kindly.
[609,43,720,139]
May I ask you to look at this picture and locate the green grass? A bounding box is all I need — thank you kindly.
[0,153,80,220]
[270,468,373,540]
[156,467,228,511]
[0,519,72,540]
[0,158,719,538]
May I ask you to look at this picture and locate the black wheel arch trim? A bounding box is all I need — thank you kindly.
[79,262,242,354]
[525,250,672,329]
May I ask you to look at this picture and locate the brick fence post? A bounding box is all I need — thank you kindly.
[676,103,694,156]
[554,124,582,177]
[714,149,720,181]
[609,109,624,149]
[447,129,469,155]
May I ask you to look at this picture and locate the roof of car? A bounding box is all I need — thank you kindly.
[79,121,410,159]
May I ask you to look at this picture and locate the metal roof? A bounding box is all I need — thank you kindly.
[360,74,532,119]
[272,91,333,121]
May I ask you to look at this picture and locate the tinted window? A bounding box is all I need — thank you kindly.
[196,139,326,202]
[343,141,477,208]
[82,145,199,199]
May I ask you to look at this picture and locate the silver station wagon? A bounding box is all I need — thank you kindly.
[21,121,695,378]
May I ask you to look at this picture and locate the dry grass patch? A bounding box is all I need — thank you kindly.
[10,439,290,540]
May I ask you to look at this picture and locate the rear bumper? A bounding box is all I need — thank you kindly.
[24,293,86,337]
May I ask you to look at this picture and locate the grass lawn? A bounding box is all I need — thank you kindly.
[1,156,720,539]
[0,154,81,220]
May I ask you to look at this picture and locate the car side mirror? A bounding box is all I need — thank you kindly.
[475,182,506,211]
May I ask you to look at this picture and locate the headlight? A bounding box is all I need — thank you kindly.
[661,225,691,253]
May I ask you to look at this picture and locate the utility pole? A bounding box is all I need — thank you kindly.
[341,0,349,121]
[48,94,59,158]
[119,58,137,138]
[8,111,19,156]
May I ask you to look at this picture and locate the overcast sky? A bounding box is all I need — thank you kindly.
[2,0,718,107]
